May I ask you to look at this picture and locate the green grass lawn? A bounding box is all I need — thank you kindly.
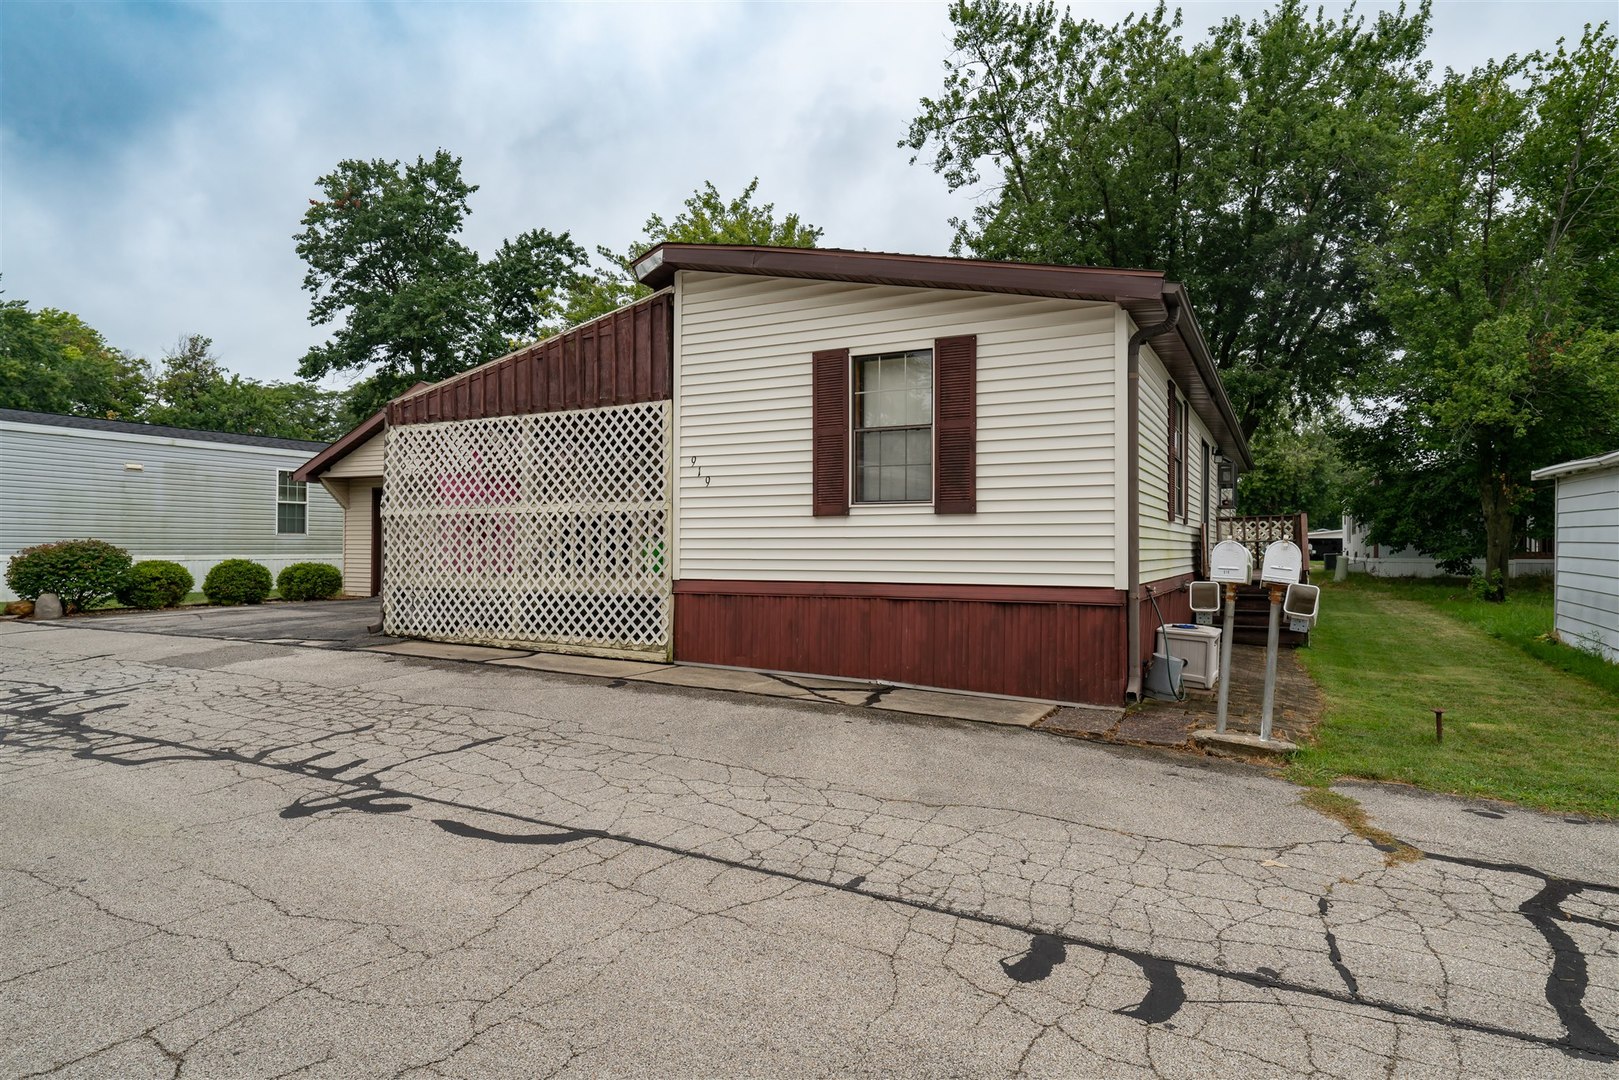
[1289,574,1619,817]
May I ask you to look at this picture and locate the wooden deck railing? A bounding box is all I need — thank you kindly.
[1213,513,1310,580]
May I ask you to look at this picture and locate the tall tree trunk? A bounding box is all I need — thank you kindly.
[1479,472,1514,601]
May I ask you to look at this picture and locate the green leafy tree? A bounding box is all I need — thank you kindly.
[902,0,1432,438]
[0,299,64,411]
[0,299,150,419]
[1349,25,1619,597]
[147,334,344,441]
[294,150,589,387]
[556,178,825,331]
[1238,419,1354,529]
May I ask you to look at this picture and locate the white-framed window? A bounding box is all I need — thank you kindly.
[852,348,933,504]
[277,470,308,535]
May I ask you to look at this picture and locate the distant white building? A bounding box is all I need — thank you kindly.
[1340,516,1554,579]
[0,409,342,601]
[1532,450,1619,663]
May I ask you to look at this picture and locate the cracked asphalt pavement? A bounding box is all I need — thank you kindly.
[2,616,1616,1078]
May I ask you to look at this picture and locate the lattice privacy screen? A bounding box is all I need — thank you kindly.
[382,402,671,655]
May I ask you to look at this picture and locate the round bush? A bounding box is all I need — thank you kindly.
[203,559,273,606]
[5,539,133,613]
[276,562,343,602]
[115,561,195,610]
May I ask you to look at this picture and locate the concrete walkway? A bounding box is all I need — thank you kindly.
[64,600,1324,756]
[366,637,1076,730]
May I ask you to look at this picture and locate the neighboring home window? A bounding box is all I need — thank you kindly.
[853,349,933,503]
[277,470,307,535]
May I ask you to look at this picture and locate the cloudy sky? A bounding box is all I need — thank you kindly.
[2,1,1612,388]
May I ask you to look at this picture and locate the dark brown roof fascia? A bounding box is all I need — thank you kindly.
[636,244,1252,468]
[634,244,1167,302]
[293,408,385,483]
[1163,284,1252,469]
[292,381,430,482]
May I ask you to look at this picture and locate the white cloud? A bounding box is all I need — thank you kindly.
[2,1,1611,384]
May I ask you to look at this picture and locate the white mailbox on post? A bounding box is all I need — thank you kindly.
[1261,540,1303,585]
[1210,540,1253,584]
[1284,582,1321,631]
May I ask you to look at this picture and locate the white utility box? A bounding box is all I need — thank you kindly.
[1261,540,1303,585]
[1210,540,1254,584]
[1155,624,1223,689]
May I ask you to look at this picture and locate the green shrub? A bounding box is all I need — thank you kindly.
[203,559,273,605]
[115,561,194,610]
[276,562,343,601]
[5,539,133,612]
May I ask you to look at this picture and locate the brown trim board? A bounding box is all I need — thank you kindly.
[674,579,1125,606]
[293,407,385,483]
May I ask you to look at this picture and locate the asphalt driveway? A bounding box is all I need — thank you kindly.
[2,614,1615,1078]
[83,597,388,648]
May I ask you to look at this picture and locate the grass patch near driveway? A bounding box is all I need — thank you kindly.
[1288,577,1619,818]
[1347,574,1619,697]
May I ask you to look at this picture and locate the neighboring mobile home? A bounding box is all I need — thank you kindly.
[303,246,1253,705]
[1340,516,1554,579]
[1532,450,1619,663]
[0,409,341,601]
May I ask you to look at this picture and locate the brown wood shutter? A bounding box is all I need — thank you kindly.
[1167,383,1179,522]
[934,334,977,514]
[812,348,850,517]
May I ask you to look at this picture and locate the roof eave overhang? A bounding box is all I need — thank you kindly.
[293,408,385,483]
[637,244,1253,469]
[1531,448,1619,481]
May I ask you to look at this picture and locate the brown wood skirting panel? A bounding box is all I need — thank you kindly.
[388,291,673,426]
[673,581,1129,704]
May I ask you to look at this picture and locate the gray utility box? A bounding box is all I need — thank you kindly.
[1156,624,1223,690]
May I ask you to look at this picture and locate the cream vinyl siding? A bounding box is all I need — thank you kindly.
[674,272,1121,587]
[1552,468,1619,661]
[318,431,383,595]
[325,430,384,478]
[338,480,380,596]
[0,420,340,601]
[1137,340,1214,582]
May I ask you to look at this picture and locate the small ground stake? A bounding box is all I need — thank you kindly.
[1433,708,1444,744]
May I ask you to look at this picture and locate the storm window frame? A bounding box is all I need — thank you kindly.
[277,469,308,536]
[850,348,935,505]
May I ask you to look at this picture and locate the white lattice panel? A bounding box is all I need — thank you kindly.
[382,402,670,655]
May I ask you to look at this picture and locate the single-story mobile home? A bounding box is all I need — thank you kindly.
[1341,516,1554,578]
[1531,450,1619,663]
[0,409,341,600]
[301,245,1253,705]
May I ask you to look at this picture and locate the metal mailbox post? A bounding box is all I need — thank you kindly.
[1258,541,1304,742]
[1208,540,1254,734]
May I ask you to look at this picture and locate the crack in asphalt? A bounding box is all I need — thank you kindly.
[2,656,1617,1073]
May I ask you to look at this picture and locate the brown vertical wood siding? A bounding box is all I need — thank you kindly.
[674,580,1128,704]
[388,291,673,425]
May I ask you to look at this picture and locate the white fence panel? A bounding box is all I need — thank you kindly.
[382,402,670,656]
